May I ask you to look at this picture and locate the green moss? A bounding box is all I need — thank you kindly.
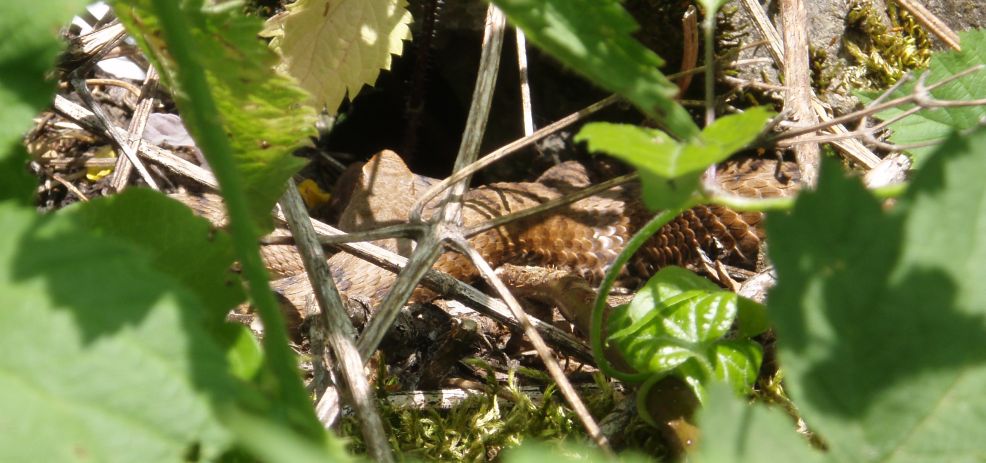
[338,367,668,461]
[843,0,933,90]
[809,46,840,92]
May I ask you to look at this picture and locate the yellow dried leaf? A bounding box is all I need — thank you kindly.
[86,145,116,182]
[297,178,331,209]
[263,0,412,114]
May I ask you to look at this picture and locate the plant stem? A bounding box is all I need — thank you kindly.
[590,202,695,382]
[149,0,321,437]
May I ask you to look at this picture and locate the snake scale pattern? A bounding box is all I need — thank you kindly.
[174,150,800,315]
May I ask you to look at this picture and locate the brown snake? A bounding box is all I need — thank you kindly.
[174,150,799,319]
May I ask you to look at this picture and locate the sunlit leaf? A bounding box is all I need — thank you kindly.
[577,107,773,209]
[607,267,764,396]
[263,0,412,114]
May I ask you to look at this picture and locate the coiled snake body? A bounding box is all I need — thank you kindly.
[175,151,799,315]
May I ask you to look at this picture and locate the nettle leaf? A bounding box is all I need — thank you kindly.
[0,0,87,203]
[577,107,773,209]
[491,0,698,139]
[0,202,239,462]
[262,0,412,114]
[863,29,986,167]
[696,384,822,463]
[115,0,315,230]
[767,127,986,461]
[608,267,766,397]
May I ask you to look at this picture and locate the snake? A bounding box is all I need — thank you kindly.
[173,150,800,321]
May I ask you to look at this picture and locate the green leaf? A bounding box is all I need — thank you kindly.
[0,0,88,203]
[263,0,412,114]
[576,123,684,177]
[735,295,769,338]
[115,0,315,230]
[767,128,986,461]
[607,267,763,396]
[637,169,702,210]
[63,189,244,324]
[711,341,762,395]
[0,202,238,462]
[490,0,698,139]
[695,384,822,462]
[864,29,986,167]
[61,190,268,380]
[624,266,718,322]
[114,0,323,438]
[662,292,735,344]
[577,107,773,209]
[502,440,654,463]
[222,409,356,463]
[698,106,774,157]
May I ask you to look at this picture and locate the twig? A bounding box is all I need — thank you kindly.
[111,66,159,191]
[739,0,882,169]
[738,0,784,66]
[773,66,986,152]
[702,3,717,126]
[62,18,160,188]
[51,173,90,202]
[515,28,534,136]
[82,78,142,98]
[780,0,820,187]
[721,75,787,92]
[449,239,613,455]
[677,6,698,95]
[356,5,507,362]
[53,95,218,188]
[895,0,961,51]
[279,181,393,462]
[70,76,160,190]
[410,94,619,222]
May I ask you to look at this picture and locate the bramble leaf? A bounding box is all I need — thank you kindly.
[263,0,412,115]
[767,127,986,461]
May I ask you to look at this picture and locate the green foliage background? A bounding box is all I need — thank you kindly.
[2,0,986,461]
